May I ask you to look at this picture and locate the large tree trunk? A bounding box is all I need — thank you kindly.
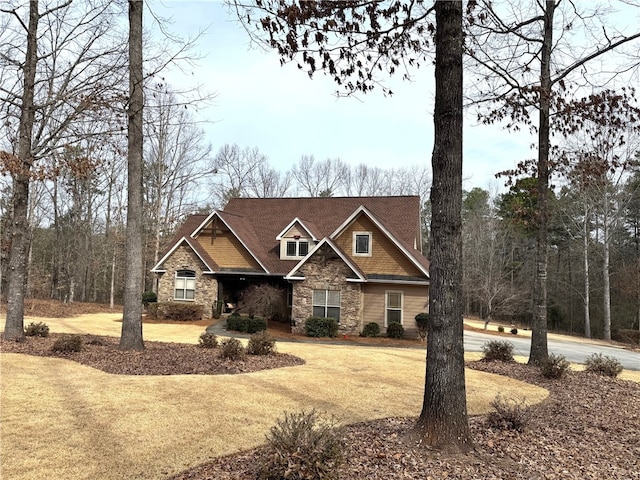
[4,1,39,341]
[119,0,144,350]
[583,205,591,338]
[415,0,472,453]
[529,0,555,365]
[602,193,612,340]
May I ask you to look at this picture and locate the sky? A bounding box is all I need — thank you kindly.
[149,1,548,192]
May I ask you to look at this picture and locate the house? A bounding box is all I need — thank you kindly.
[151,196,429,336]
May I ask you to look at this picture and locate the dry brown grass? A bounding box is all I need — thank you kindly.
[2,312,549,480]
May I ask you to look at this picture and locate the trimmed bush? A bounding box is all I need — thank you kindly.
[510,328,519,335]
[584,353,623,378]
[220,337,245,360]
[497,325,505,333]
[226,315,267,334]
[415,313,430,341]
[247,331,277,355]
[305,317,339,338]
[148,302,204,321]
[52,334,83,353]
[142,291,157,307]
[386,322,405,339]
[540,353,570,379]
[198,332,218,349]
[259,410,345,480]
[361,322,380,338]
[481,340,515,362]
[24,322,49,337]
[487,395,531,433]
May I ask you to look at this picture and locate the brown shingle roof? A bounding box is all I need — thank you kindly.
[156,196,429,276]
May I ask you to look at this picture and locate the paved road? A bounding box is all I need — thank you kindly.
[464,330,640,371]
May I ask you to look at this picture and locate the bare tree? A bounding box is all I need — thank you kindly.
[466,0,640,363]
[291,155,348,197]
[120,0,144,351]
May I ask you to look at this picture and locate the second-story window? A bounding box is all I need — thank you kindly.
[286,239,309,258]
[353,232,372,256]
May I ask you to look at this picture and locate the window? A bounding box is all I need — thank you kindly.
[312,289,340,321]
[353,232,372,256]
[285,239,310,258]
[386,291,403,325]
[175,270,195,300]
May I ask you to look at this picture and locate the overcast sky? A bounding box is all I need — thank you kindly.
[149,1,634,193]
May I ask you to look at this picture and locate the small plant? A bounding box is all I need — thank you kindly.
[198,332,218,349]
[220,337,245,360]
[142,290,157,307]
[584,353,623,378]
[415,312,430,341]
[510,328,518,335]
[539,353,570,379]
[258,410,345,480]
[361,322,380,338]
[497,325,505,333]
[486,395,531,433]
[24,322,49,337]
[226,315,267,334]
[51,334,83,353]
[247,331,277,355]
[305,317,339,338]
[86,336,107,346]
[386,322,405,339]
[481,340,515,362]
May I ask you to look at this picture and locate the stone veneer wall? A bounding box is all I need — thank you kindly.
[291,244,362,335]
[156,245,218,319]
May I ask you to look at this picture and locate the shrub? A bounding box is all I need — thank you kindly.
[226,315,267,334]
[149,302,204,321]
[247,331,277,355]
[415,313,429,341]
[486,395,531,433]
[239,284,287,321]
[220,337,245,360]
[361,322,380,338]
[51,334,83,353]
[510,328,518,335]
[24,322,49,337]
[497,325,505,333]
[540,353,570,379]
[481,340,515,362]
[584,353,623,378]
[258,410,345,480]
[198,332,218,349]
[142,291,157,307]
[86,336,107,346]
[305,317,339,338]
[386,322,405,339]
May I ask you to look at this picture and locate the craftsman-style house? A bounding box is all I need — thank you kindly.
[151,196,429,336]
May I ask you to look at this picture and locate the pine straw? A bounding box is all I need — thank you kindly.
[1,314,546,480]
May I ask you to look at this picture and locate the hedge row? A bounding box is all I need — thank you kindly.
[226,314,267,333]
[147,302,204,321]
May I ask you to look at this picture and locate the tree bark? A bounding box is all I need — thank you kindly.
[4,0,39,341]
[119,0,144,350]
[602,191,612,341]
[415,0,472,453]
[583,205,591,338]
[528,0,555,365]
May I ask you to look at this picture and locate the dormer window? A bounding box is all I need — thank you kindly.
[286,239,309,258]
[353,232,372,256]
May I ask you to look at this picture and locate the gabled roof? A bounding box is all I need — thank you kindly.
[275,217,320,242]
[151,235,219,273]
[285,237,366,281]
[330,205,430,277]
[156,196,429,277]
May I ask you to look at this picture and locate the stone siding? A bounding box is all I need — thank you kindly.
[156,245,218,319]
[291,244,362,335]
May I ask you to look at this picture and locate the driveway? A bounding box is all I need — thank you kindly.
[464,330,640,371]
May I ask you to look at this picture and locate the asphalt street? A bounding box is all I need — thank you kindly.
[464,330,640,371]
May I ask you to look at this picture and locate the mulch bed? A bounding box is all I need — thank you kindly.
[169,362,640,480]
[0,334,304,375]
